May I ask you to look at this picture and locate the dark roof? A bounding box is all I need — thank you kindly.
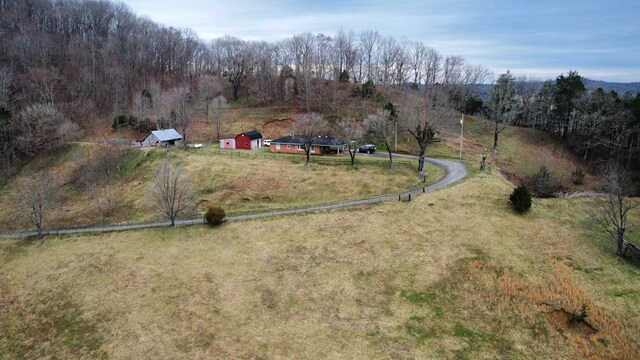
[272,135,348,147]
[238,130,262,140]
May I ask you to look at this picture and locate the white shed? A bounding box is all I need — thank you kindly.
[139,129,182,147]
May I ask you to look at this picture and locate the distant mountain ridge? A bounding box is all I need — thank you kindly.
[582,78,640,95]
[475,78,640,96]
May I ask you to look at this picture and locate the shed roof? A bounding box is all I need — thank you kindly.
[151,129,182,141]
[238,130,263,140]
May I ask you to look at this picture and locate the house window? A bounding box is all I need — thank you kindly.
[297,144,303,151]
[287,144,291,149]
[311,146,316,154]
[276,143,280,149]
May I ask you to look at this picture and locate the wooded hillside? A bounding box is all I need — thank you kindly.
[1,0,639,183]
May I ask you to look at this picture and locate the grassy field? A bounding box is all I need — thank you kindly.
[0,145,439,232]
[89,93,600,195]
[411,115,600,192]
[1,171,638,359]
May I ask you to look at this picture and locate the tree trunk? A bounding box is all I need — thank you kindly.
[627,138,634,169]
[349,148,356,169]
[493,130,498,152]
[583,147,589,163]
[385,141,393,168]
[182,133,188,149]
[617,228,625,257]
[232,84,239,101]
[417,146,427,173]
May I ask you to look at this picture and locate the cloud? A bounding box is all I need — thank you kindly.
[120,0,640,82]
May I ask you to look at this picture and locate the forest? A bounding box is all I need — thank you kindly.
[1,0,639,181]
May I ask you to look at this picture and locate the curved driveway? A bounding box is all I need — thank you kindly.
[0,156,467,238]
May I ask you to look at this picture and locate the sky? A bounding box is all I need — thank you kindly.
[120,0,640,83]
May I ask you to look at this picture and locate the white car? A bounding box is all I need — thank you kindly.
[193,143,203,149]
[263,139,272,147]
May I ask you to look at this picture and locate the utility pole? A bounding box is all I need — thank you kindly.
[459,114,464,159]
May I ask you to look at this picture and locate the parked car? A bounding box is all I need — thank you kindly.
[263,139,272,147]
[358,144,376,153]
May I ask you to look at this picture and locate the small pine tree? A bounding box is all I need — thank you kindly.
[533,164,557,198]
[361,80,376,99]
[510,185,532,214]
[204,205,226,226]
[571,168,585,185]
[338,69,350,83]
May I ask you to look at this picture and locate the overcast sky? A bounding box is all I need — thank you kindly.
[120,0,640,82]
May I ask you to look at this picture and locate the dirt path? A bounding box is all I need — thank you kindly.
[0,156,467,238]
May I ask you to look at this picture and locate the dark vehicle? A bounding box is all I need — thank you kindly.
[358,144,376,153]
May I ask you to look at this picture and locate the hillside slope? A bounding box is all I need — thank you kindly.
[1,171,638,359]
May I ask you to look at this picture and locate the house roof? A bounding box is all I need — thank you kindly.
[151,129,182,141]
[272,135,348,147]
[238,130,262,140]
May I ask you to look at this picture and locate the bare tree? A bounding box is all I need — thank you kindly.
[173,88,192,148]
[149,159,193,226]
[365,109,394,168]
[394,39,411,87]
[487,71,519,152]
[292,113,329,167]
[290,33,315,111]
[408,41,426,89]
[16,173,56,235]
[359,30,380,83]
[252,41,278,105]
[379,37,399,85]
[597,164,639,257]
[338,117,365,169]
[132,87,156,125]
[442,55,464,86]
[514,76,542,127]
[532,81,556,131]
[18,103,78,155]
[155,87,183,129]
[315,33,333,80]
[209,94,228,142]
[197,75,221,121]
[333,30,358,82]
[574,90,613,162]
[214,36,254,101]
[75,141,125,224]
[424,47,442,86]
[0,67,12,108]
[404,90,450,173]
[0,109,17,175]
[77,152,106,225]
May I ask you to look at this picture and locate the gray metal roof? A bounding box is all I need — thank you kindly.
[151,129,182,141]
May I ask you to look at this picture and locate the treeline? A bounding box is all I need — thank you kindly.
[0,0,492,175]
[2,0,637,179]
[483,71,640,171]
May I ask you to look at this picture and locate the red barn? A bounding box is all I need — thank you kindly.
[234,130,263,150]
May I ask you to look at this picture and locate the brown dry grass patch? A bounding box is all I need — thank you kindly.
[1,171,638,358]
[0,146,429,232]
